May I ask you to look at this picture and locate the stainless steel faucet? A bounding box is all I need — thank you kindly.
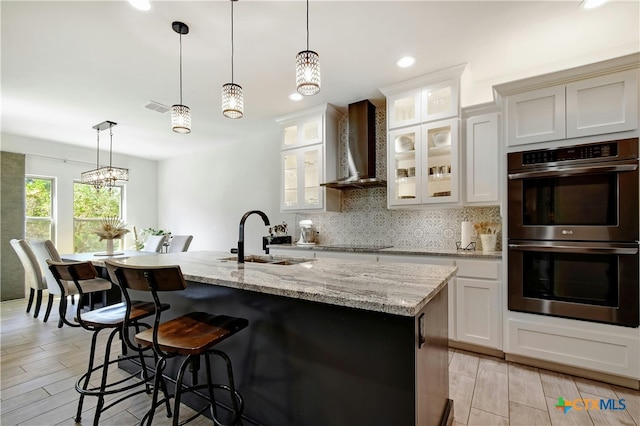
[231,210,271,264]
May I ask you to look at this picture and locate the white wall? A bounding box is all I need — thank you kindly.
[157,128,295,254]
[1,133,158,253]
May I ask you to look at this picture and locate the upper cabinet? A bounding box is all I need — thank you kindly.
[463,105,500,205]
[381,64,465,209]
[276,104,341,212]
[497,54,639,147]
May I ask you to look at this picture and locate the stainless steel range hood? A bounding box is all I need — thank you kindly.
[321,99,386,190]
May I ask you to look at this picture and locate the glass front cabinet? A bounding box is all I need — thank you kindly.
[277,104,341,212]
[388,119,459,206]
[381,64,465,208]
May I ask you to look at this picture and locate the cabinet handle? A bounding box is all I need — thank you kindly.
[418,313,425,348]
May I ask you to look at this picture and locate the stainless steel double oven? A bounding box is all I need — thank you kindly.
[507,138,639,327]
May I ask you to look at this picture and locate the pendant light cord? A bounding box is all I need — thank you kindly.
[108,123,113,168]
[96,129,100,169]
[231,0,235,83]
[306,0,309,50]
[179,32,183,104]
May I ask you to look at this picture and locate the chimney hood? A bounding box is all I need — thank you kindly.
[321,99,386,190]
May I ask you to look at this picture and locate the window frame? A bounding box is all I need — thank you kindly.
[25,175,56,244]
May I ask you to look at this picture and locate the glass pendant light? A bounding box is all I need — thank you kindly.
[295,0,321,96]
[171,21,191,133]
[222,0,243,119]
[81,121,129,190]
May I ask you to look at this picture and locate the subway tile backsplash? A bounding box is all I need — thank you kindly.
[295,103,502,251]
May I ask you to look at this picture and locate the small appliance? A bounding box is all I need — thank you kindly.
[297,220,317,245]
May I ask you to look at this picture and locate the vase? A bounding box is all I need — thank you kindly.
[479,234,497,252]
[106,239,114,255]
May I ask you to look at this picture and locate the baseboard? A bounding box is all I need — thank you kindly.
[506,353,640,390]
[448,340,505,359]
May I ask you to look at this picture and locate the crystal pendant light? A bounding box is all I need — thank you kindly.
[295,0,321,96]
[171,21,191,133]
[81,121,129,190]
[222,0,243,119]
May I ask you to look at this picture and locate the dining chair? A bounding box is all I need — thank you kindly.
[167,235,193,253]
[30,240,112,328]
[9,239,48,318]
[142,235,165,253]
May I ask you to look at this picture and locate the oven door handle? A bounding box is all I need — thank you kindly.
[508,163,638,180]
[508,243,639,255]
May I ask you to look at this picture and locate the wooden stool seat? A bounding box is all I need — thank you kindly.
[135,312,248,355]
[78,301,168,328]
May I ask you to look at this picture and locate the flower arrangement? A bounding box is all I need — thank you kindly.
[474,221,501,235]
[94,216,130,241]
[133,227,171,251]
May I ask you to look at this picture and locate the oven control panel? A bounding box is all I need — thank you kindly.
[522,143,617,165]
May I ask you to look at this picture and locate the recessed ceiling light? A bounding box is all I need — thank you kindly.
[289,93,304,101]
[128,0,151,11]
[581,0,608,9]
[396,56,416,68]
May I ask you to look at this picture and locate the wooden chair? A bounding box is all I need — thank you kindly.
[106,260,248,426]
[167,235,193,253]
[31,240,111,327]
[47,260,172,425]
[9,239,48,318]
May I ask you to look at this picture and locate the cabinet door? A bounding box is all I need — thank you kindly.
[506,86,565,146]
[455,278,501,349]
[421,118,459,204]
[388,126,422,206]
[387,89,421,129]
[281,114,324,149]
[421,79,459,123]
[466,113,499,204]
[566,69,638,138]
[281,145,325,211]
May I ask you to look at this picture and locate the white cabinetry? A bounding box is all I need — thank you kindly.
[455,259,501,350]
[566,69,638,138]
[463,107,500,205]
[381,64,465,209]
[277,104,341,212]
[498,55,639,147]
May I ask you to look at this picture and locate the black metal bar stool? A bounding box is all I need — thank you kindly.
[47,260,173,425]
[106,260,248,426]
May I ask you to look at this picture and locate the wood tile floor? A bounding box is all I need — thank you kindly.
[2,297,639,425]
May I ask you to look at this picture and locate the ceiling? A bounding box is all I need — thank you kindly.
[2,1,639,160]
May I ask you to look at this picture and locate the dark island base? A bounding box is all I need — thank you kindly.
[121,280,452,426]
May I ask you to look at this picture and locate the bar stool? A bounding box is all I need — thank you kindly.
[47,260,173,426]
[106,260,248,426]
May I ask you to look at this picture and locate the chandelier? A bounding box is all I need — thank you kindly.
[81,121,129,190]
[171,21,191,133]
[222,0,243,119]
[295,0,321,96]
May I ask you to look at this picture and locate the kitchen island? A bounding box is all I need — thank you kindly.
[113,250,456,426]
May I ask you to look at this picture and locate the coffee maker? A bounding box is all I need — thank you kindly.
[297,220,317,245]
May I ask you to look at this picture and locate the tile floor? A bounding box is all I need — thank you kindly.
[1,297,639,425]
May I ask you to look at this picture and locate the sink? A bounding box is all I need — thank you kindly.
[219,255,313,266]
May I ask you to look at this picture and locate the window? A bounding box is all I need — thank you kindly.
[26,176,55,242]
[73,183,123,253]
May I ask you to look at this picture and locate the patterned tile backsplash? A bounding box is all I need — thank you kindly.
[295,103,503,251]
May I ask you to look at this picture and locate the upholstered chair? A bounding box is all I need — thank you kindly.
[9,239,48,318]
[141,235,165,253]
[30,240,111,328]
[167,235,193,253]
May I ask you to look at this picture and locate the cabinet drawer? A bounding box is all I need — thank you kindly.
[455,259,500,279]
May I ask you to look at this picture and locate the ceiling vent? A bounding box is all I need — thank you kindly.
[144,101,170,113]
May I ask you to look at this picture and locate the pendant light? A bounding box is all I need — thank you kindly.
[295,0,321,96]
[81,121,129,190]
[222,0,243,119]
[171,21,191,133]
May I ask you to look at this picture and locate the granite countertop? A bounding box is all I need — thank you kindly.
[108,250,457,317]
[269,244,502,259]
